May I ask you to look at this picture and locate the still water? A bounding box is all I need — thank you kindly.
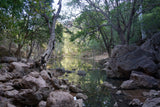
[48,56,112,107]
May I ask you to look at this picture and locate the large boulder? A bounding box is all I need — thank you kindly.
[14,89,43,105]
[120,71,160,89]
[40,70,52,81]
[46,91,75,107]
[10,62,30,72]
[107,48,157,79]
[111,45,138,58]
[141,32,160,62]
[142,97,160,107]
[105,33,160,79]
[21,72,47,90]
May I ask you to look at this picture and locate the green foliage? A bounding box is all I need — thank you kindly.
[55,23,64,43]
[0,0,64,59]
[143,7,160,34]
[68,0,160,47]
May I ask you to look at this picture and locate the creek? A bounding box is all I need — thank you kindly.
[48,56,113,107]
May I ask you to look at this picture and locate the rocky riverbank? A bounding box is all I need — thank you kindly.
[102,33,160,107]
[0,60,88,107]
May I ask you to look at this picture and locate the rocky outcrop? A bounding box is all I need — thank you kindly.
[103,33,160,106]
[0,61,84,107]
[104,33,160,88]
[105,47,157,79]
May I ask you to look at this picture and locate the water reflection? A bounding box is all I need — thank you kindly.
[48,56,111,107]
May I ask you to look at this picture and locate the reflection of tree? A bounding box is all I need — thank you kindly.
[80,70,111,107]
[61,57,92,71]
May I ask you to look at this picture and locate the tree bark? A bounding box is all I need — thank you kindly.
[27,40,35,61]
[40,0,62,69]
[15,44,23,61]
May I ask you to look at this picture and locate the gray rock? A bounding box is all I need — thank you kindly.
[4,90,19,98]
[141,32,160,62]
[102,81,117,89]
[14,89,43,105]
[75,99,83,107]
[116,90,122,95]
[46,91,75,107]
[21,72,47,90]
[142,97,160,107]
[113,102,118,107]
[51,76,61,89]
[11,62,30,72]
[120,71,160,89]
[0,83,14,91]
[36,87,54,100]
[40,70,52,81]
[105,34,160,79]
[129,99,143,106]
[76,93,88,100]
[69,85,83,93]
[120,80,135,89]
[38,101,46,107]
[142,90,160,98]
[60,85,68,90]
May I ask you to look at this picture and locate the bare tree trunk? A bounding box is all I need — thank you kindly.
[27,40,35,61]
[139,5,146,40]
[39,0,62,70]
[41,21,56,62]
[118,31,126,45]
[126,0,137,44]
[99,28,112,57]
[15,44,23,61]
[8,40,13,54]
